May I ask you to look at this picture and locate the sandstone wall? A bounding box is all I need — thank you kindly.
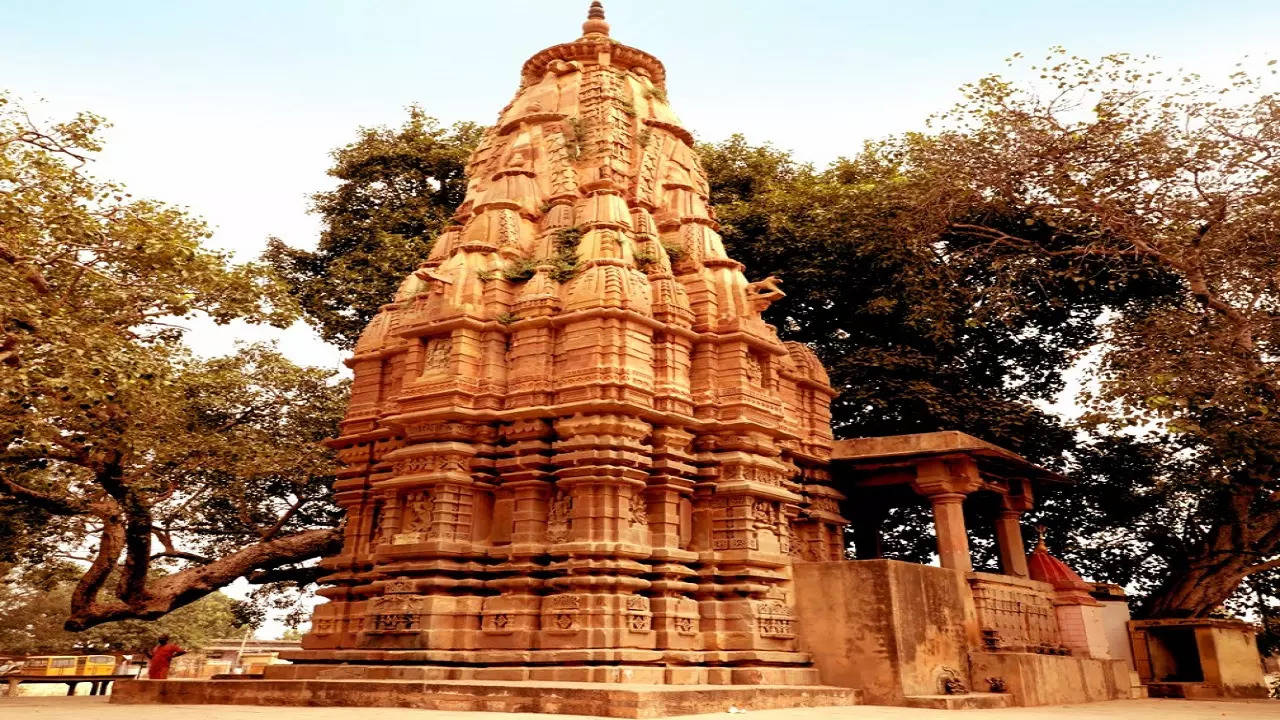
[792,559,975,704]
[968,652,1130,706]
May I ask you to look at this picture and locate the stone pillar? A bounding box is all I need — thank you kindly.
[911,457,981,573]
[929,493,972,572]
[994,509,1029,577]
[647,426,700,651]
[541,412,655,651]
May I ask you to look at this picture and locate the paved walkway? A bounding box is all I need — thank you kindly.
[3,696,1278,719]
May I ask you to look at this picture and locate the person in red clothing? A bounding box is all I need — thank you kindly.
[146,635,186,679]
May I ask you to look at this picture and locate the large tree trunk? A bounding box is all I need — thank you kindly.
[1140,476,1280,618]
[64,527,342,631]
[1140,555,1252,618]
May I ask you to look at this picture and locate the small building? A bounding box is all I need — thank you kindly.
[170,639,300,678]
[1129,618,1268,698]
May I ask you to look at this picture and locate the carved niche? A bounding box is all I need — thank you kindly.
[546,488,572,543]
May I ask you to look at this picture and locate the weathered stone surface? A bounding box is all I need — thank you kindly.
[793,560,975,705]
[794,560,1132,708]
[968,652,1130,706]
[902,693,1013,710]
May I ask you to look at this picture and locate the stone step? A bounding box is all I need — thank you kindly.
[110,679,861,718]
[903,692,1014,710]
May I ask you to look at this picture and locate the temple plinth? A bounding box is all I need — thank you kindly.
[291,1,845,683]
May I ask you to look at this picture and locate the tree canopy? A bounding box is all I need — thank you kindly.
[696,134,1170,573]
[0,563,250,655]
[265,106,484,347]
[884,50,1280,618]
[0,92,346,630]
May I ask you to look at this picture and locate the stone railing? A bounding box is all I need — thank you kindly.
[968,572,1064,653]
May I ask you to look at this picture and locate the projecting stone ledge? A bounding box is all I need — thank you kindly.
[109,678,860,718]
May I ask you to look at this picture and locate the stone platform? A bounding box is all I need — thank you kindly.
[270,648,821,685]
[109,679,860,718]
[903,693,1013,710]
[264,659,819,686]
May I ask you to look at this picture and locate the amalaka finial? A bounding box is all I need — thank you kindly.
[582,1,610,37]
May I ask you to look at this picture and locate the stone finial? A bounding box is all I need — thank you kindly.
[582,1,610,36]
[1028,524,1091,592]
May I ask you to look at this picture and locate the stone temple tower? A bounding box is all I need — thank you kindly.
[299,2,847,683]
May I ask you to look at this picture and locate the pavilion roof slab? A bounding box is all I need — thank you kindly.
[830,430,1068,485]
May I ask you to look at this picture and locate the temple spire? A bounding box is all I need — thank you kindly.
[582,1,610,37]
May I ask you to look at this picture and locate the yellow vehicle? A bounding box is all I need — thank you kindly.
[21,655,116,676]
[78,655,117,675]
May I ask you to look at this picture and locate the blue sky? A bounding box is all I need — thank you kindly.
[4,0,1277,633]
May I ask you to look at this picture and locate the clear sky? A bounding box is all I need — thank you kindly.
[4,0,1277,634]
[5,0,1278,364]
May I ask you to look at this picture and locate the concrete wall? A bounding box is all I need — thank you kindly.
[1198,624,1267,697]
[1097,600,1135,669]
[1056,603,1111,659]
[793,559,975,705]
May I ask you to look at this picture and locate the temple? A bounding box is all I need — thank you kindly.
[112,3,1267,715]
[293,0,844,682]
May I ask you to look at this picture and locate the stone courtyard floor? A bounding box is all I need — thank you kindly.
[3,696,1278,719]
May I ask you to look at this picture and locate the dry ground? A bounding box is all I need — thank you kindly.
[3,696,1278,720]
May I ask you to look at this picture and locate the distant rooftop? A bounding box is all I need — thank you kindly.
[199,638,302,653]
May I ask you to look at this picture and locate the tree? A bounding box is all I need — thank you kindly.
[0,92,346,630]
[698,135,1177,571]
[891,50,1280,617]
[0,563,249,654]
[700,136,1110,455]
[266,106,485,347]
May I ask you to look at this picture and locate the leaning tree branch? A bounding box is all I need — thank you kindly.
[1243,557,1280,578]
[69,502,125,617]
[0,471,86,516]
[260,493,307,541]
[148,550,213,565]
[64,526,343,630]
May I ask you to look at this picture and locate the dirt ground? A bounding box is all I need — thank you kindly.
[3,696,1279,720]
